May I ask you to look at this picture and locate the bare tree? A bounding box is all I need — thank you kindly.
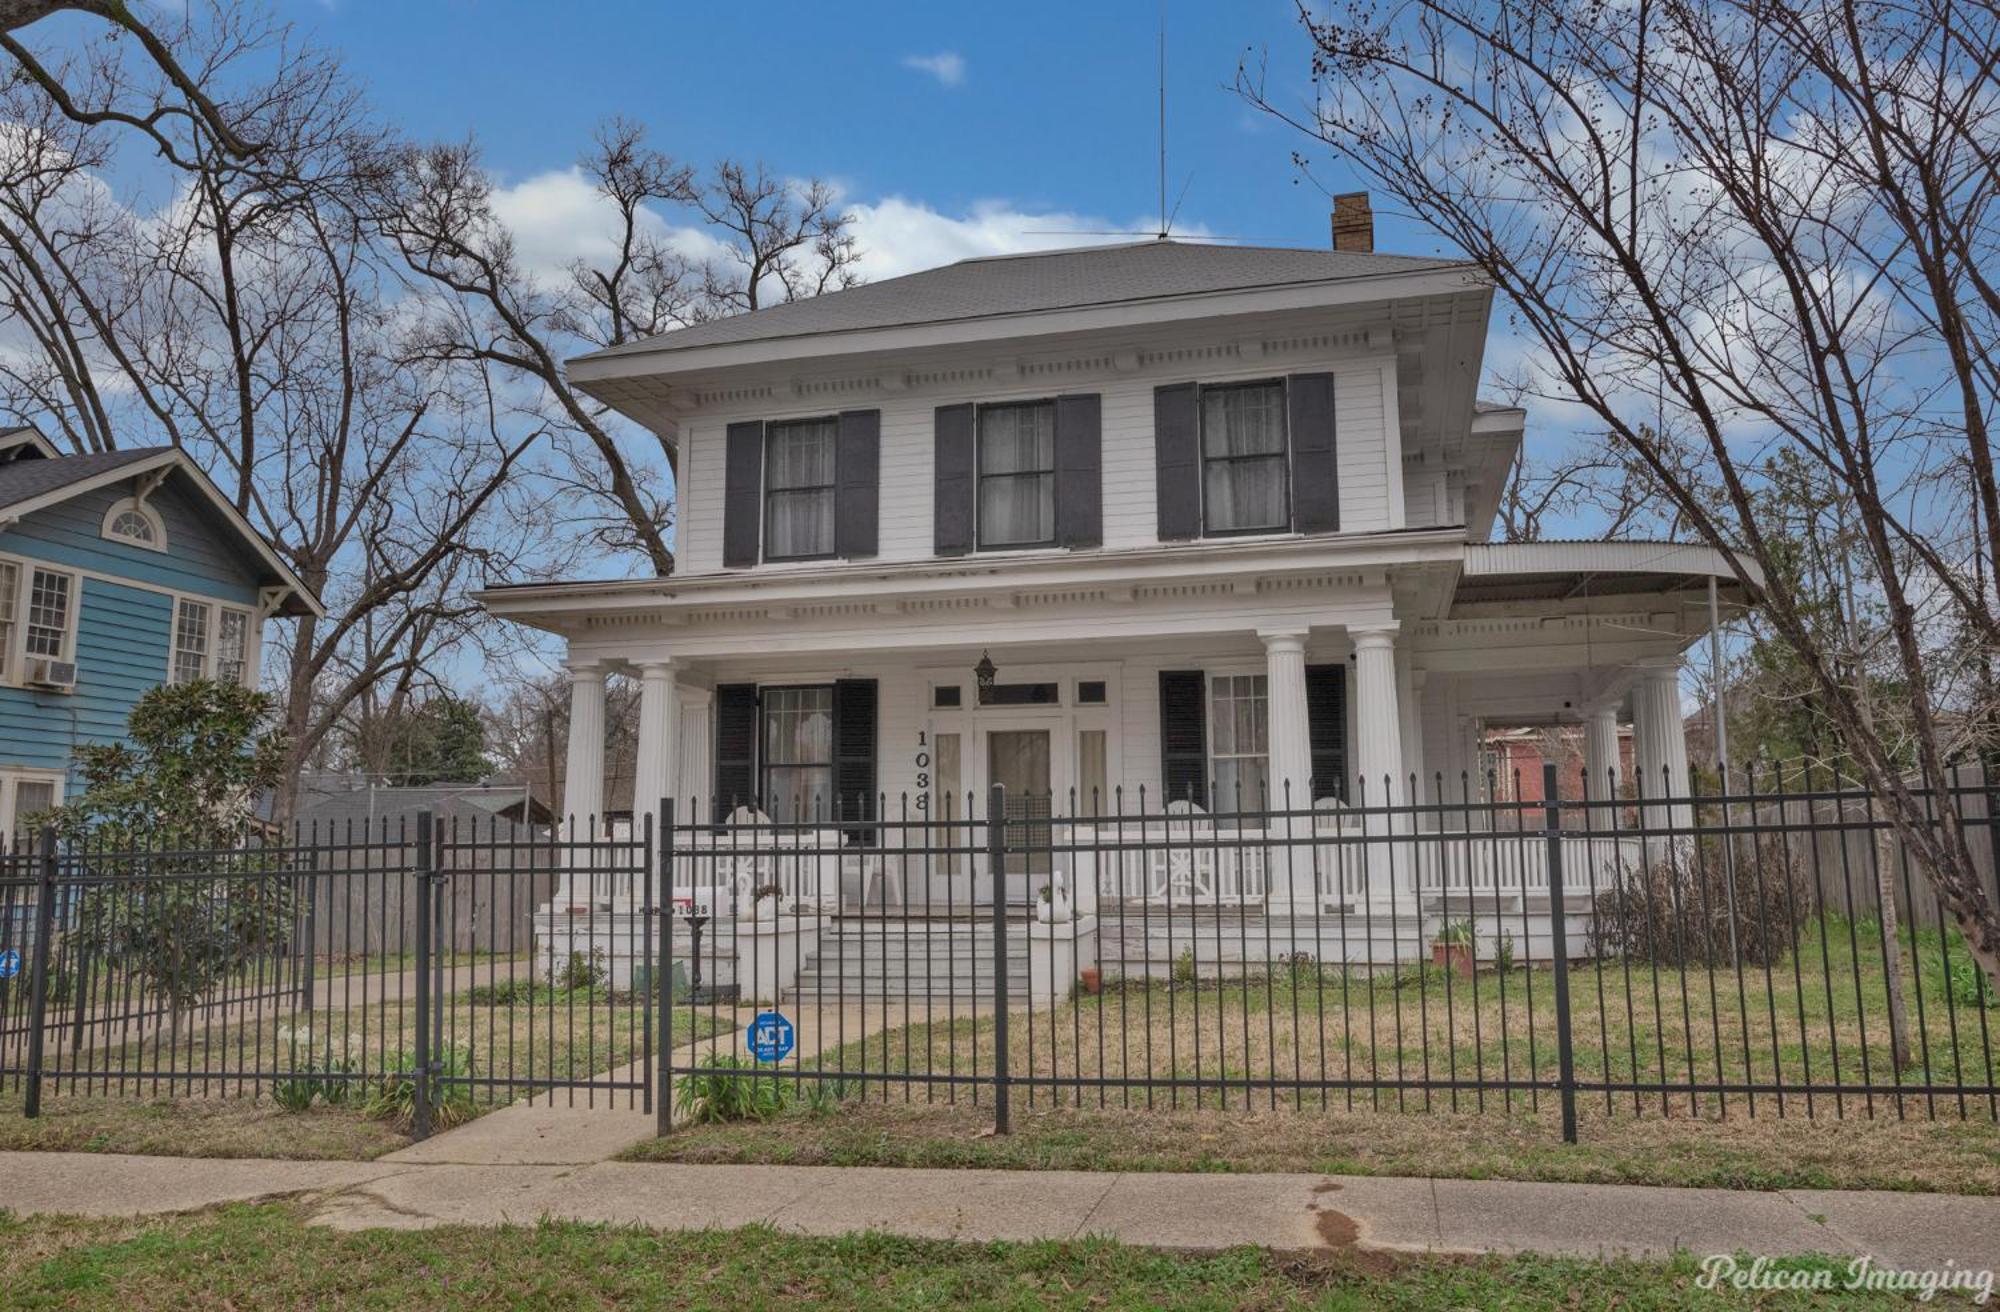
[0,0,263,161]
[0,11,566,814]
[1244,0,2000,990]
[381,123,863,576]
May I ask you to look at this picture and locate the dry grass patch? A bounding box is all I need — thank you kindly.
[627,1097,2000,1194]
[0,1090,407,1160]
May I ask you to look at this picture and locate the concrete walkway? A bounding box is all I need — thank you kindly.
[3,1150,1995,1267]
[379,1001,920,1166]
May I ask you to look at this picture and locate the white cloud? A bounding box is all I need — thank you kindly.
[843,196,1164,281]
[485,166,1176,289]
[900,52,967,88]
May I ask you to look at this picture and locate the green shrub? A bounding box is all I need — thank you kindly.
[1490,930,1517,974]
[554,950,607,995]
[1172,948,1197,986]
[674,1051,790,1124]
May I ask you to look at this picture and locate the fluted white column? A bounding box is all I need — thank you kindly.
[1261,631,1313,915]
[632,660,681,826]
[559,659,606,907]
[1261,631,1312,810]
[1576,708,1624,832]
[1630,663,1693,833]
[1351,626,1404,806]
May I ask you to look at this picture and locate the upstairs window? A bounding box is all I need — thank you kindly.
[25,567,73,661]
[763,419,837,560]
[102,498,166,550]
[977,402,1056,549]
[172,599,210,684]
[1201,382,1289,534]
[169,598,254,686]
[0,560,15,682]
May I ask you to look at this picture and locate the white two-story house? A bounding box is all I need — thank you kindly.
[479,203,1756,933]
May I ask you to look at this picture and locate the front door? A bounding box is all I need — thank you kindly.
[986,728,1051,905]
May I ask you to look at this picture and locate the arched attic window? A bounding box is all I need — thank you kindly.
[102,497,166,551]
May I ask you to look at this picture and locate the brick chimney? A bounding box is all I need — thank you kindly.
[1331,192,1374,253]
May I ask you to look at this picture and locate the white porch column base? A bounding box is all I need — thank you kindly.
[1260,630,1313,912]
[560,659,607,909]
[1029,914,1098,1008]
[1630,663,1693,834]
[632,660,682,830]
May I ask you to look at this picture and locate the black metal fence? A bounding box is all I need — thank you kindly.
[663,761,2000,1141]
[3,762,1996,1145]
[0,813,653,1138]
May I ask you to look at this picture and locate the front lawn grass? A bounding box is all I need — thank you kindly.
[778,916,1998,1120]
[0,1203,1901,1309]
[626,1097,2000,1194]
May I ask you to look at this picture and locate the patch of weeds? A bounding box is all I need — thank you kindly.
[674,1052,791,1124]
[358,1043,478,1131]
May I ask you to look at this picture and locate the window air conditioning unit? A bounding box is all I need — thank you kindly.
[25,657,76,690]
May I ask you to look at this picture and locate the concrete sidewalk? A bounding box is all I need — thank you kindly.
[4,1150,1995,1267]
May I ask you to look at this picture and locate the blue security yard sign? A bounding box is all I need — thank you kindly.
[746,1011,795,1064]
[0,948,19,979]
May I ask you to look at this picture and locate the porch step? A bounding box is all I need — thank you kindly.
[790,922,1030,1002]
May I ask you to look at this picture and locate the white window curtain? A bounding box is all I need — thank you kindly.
[978,403,1055,547]
[1210,673,1271,813]
[761,686,834,822]
[764,420,837,559]
[1202,383,1289,532]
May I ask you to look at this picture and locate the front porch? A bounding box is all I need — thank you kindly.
[500,536,1755,996]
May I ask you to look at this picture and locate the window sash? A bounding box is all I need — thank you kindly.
[0,560,16,682]
[173,598,211,685]
[216,608,250,685]
[764,420,838,560]
[977,402,1056,548]
[108,509,157,545]
[1200,382,1290,534]
[25,568,72,660]
[1210,674,1271,811]
[760,685,833,822]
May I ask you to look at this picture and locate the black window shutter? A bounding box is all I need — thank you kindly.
[831,678,878,839]
[836,409,880,558]
[1305,663,1348,801]
[1288,373,1340,534]
[1158,670,1208,807]
[1153,383,1200,541]
[934,403,975,556]
[713,683,759,821]
[723,421,765,567]
[1054,393,1102,548]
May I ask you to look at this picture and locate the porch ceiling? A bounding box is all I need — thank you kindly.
[1451,541,1762,615]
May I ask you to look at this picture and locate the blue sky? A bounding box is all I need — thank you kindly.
[290,0,1455,268]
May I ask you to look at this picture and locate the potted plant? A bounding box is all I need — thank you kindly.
[1078,966,1102,994]
[1430,919,1476,979]
[1035,883,1055,924]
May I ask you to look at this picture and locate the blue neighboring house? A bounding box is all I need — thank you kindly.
[0,426,322,840]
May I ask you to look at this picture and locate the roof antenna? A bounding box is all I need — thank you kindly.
[1157,0,1168,240]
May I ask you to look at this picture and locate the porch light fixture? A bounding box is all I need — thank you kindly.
[973,650,997,703]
